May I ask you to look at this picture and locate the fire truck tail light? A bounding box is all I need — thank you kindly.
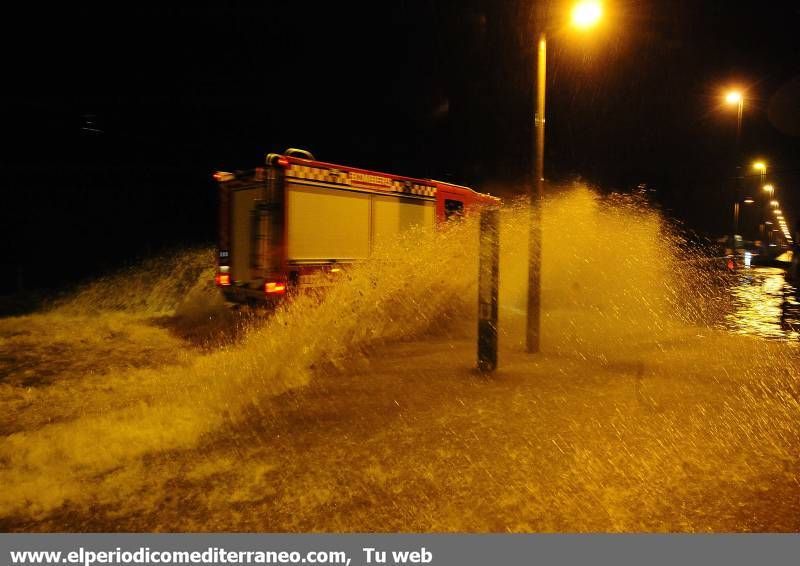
[215,273,231,286]
[265,281,286,294]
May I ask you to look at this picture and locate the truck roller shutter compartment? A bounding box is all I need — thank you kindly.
[286,184,371,261]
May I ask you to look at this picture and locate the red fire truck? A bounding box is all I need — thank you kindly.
[214,148,499,304]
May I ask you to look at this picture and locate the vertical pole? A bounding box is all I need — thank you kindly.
[757,169,766,246]
[478,207,500,372]
[731,98,743,252]
[736,99,743,148]
[527,32,546,353]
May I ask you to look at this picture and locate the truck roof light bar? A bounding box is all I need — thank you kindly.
[213,171,235,182]
[266,153,289,167]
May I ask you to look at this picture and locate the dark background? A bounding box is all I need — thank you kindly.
[3,0,800,293]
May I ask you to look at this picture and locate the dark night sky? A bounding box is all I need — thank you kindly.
[3,0,800,292]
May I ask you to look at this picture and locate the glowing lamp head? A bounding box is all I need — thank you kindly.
[725,91,743,105]
[763,184,774,192]
[571,0,603,29]
[753,161,766,172]
[743,197,754,204]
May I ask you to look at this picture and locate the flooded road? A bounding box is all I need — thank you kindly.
[725,267,800,340]
[1,188,798,532]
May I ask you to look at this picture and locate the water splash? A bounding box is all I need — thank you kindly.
[52,247,219,317]
[0,218,480,519]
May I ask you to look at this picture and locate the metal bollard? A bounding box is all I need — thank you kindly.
[478,207,500,372]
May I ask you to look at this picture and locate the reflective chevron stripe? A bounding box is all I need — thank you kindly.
[286,164,437,197]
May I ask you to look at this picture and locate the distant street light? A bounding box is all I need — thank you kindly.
[735,168,757,229]
[527,0,604,354]
[759,184,776,247]
[753,160,767,188]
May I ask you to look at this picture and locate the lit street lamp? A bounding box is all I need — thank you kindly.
[572,0,603,28]
[723,89,747,248]
[748,161,769,248]
[756,181,776,249]
[527,0,603,353]
[724,90,744,146]
[753,160,766,185]
[733,160,766,248]
[768,210,779,244]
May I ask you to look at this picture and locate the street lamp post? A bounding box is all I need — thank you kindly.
[752,161,767,248]
[526,31,547,354]
[724,90,744,246]
[725,90,743,147]
[526,0,602,354]
[725,90,744,152]
[761,184,775,247]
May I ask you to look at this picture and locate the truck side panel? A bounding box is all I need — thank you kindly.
[230,186,261,283]
[286,183,371,261]
[372,195,435,249]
